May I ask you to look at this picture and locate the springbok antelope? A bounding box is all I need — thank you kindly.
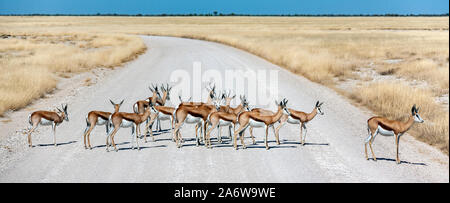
[204,95,250,148]
[274,101,324,146]
[173,94,222,148]
[365,104,424,164]
[26,104,69,147]
[247,108,278,145]
[132,84,161,114]
[170,83,217,144]
[106,103,155,152]
[234,99,290,150]
[82,100,123,149]
[142,83,172,136]
[144,95,192,143]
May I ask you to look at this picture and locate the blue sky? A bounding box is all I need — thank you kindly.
[0,0,448,15]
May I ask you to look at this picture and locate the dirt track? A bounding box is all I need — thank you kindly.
[0,36,448,182]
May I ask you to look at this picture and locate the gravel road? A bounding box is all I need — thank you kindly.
[0,36,447,182]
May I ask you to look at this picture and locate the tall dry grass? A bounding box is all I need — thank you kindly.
[0,32,146,115]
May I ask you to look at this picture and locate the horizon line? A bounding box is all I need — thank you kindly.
[1,13,449,16]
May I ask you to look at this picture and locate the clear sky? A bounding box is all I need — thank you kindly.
[0,0,448,15]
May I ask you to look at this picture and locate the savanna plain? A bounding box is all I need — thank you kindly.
[0,16,448,154]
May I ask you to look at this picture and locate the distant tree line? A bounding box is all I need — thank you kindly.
[1,12,448,17]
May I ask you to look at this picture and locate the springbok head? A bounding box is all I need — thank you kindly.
[411,104,424,123]
[240,95,250,111]
[206,82,216,99]
[149,83,161,99]
[276,98,290,116]
[212,92,222,111]
[221,90,236,106]
[315,101,324,115]
[56,104,69,121]
[110,99,124,112]
[161,83,172,101]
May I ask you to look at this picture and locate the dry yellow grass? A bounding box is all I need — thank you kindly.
[0,32,146,115]
[0,16,448,153]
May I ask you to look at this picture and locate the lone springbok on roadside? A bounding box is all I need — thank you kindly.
[234,99,290,150]
[26,104,69,147]
[274,101,324,146]
[365,104,424,164]
[82,100,123,149]
[106,102,155,152]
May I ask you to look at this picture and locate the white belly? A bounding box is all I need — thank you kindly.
[219,119,232,126]
[185,114,202,124]
[377,126,395,136]
[287,116,300,124]
[158,113,170,121]
[39,118,54,126]
[97,117,108,126]
[120,119,135,128]
[249,119,265,128]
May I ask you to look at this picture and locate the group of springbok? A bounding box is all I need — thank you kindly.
[26,83,424,164]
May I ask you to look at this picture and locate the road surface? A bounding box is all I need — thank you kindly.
[0,36,448,182]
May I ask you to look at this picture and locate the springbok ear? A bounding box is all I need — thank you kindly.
[319,102,324,107]
[416,107,420,113]
[63,104,68,112]
[411,104,416,115]
[110,99,115,105]
[56,107,62,112]
[119,99,124,106]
